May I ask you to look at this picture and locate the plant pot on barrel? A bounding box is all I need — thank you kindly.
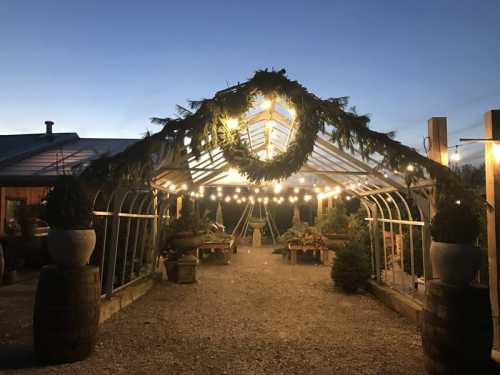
[429,200,481,286]
[34,176,100,364]
[422,198,493,374]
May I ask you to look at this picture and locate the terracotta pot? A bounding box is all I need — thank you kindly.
[48,229,96,268]
[430,241,481,286]
[170,231,206,252]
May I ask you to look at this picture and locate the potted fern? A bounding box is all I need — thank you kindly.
[45,176,95,268]
[430,199,481,286]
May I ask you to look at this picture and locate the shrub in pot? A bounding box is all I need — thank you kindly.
[430,199,480,286]
[331,242,370,293]
[45,176,95,268]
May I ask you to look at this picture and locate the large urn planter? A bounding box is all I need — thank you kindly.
[47,229,96,268]
[430,241,481,286]
[164,259,179,282]
[170,231,206,252]
[249,220,266,248]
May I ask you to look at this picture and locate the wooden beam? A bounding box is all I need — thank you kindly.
[485,109,500,350]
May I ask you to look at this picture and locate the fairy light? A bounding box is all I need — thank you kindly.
[190,191,195,197]
[235,187,241,193]
[217,192,223,198]
[406,164,415,172]
[257,197,262,202]
[233,194,238,199]
[237,199,242,204]
[217,186,222,192]
[274,183,282,194]
[254,188,260,193]
[299,177,305,184]
[210,194,216,201]
[225,196,231,203]
[294,187,300,193]
[169,184,176,191]
[242,197,247,202]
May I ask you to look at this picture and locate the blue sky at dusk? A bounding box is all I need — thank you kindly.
[1,0,500,163]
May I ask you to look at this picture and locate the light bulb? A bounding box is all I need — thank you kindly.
[225,118,239,130]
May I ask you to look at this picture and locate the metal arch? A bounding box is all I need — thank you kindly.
[368,195,388,274]
[97,188,119,285]
[375,193,396,285]
[395,191,416,286]
[119,192,141,285]
[384,192,405,290]
[129,193,151,282]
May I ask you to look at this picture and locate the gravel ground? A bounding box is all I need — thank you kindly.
[1,247,425,375]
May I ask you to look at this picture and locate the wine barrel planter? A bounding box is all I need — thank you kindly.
[33,265,101,364]
[422,281,493,375]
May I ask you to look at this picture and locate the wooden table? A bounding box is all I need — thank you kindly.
[197,239,234,265]
[286,244,330,265]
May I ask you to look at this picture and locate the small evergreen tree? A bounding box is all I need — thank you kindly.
[331,242,370,293]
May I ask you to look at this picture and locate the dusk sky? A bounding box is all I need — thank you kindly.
[1,0,500,163]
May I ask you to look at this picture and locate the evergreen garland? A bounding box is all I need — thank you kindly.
[81,69,465,201]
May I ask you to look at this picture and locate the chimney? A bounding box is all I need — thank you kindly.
[45,121,54,137]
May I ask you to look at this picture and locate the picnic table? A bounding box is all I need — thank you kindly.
[197,238,235,265]
[286,243,330,265]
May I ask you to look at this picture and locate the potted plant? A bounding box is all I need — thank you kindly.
[162,196,208,283]
[430,198,481,286]
[316,202,350,249]
[45,176,95,268]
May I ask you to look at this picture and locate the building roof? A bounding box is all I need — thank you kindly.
[0,133,138,186]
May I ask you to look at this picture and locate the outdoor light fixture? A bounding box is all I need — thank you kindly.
[451,146,461,162]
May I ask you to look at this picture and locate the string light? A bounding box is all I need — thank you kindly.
[299,177,305,184]
[274,183,282,193]
[294,187,300,193]
[406,164,415,172]
[235,187,241,193]
[169,184,176,191]
[217,192,222,198]
[217,186,222,192]
[254,188,260,193]
[225,196,231,202]
[210,194,216,201]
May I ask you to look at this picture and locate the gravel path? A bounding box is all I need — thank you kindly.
[1,247,425,374]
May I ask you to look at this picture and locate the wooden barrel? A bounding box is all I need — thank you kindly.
[422,281,493,375]
[33,265,101,364]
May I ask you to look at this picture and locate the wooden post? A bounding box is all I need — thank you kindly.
[316,196,323,223]
[176,195,182,219]
[426,117,448,279]
[484,109,500,349]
